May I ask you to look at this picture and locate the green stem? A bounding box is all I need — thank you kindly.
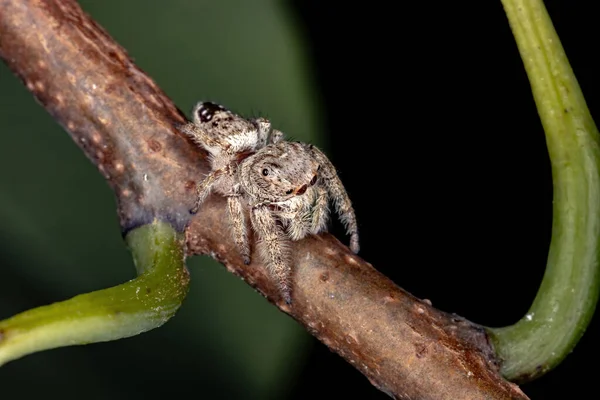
[489,0,600,382]
[0,221,190,366]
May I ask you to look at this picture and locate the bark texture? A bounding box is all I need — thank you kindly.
[0,1,528,399]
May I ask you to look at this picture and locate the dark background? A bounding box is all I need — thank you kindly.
[0,1,597,399]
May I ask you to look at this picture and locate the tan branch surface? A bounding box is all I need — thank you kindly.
[0,1,527,399]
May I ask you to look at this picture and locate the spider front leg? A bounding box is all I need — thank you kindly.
[326,175,359,253]
[190,169,224,214]
[310,146,360,253]
[250,205,292,304]
[278,188,328,240]
[269,129,284,144]
[180,121,225,151]
[252,119,284,145]
[275,199,311,241]
[227,194,251,265]
[252,118,273,148]
[310,186,330,235]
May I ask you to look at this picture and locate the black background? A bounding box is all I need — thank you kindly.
[291,1,598,399]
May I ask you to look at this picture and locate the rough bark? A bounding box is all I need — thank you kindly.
[0,1,528,399]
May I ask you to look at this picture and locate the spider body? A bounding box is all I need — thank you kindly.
[182,102,359,304]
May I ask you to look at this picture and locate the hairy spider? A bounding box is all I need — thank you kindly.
[181,102,359,303]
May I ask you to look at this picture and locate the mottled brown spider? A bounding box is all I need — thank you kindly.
[181,102,359,304]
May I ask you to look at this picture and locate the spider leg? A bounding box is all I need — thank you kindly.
[252,117,272,148]
[251,205,292,304]
[269,129,284,144]
[190,168,224,214]
[310,186,330,235]
[252,117,283,145]
[326,176,359,253]
[180,122,226,150]
[227,194,251,264]
[309,146,360,253]
[277,200,311,241]
[279,188,328,240]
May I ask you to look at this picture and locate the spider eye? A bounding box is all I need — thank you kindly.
[310,175,318,186]
[285,189,293,195]
[196,102,226,123]
[262,169,269,176]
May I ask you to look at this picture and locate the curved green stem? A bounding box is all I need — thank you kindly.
[0,221,190,366]
[488,0,600,382]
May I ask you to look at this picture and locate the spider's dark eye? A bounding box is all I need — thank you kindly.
[285,189,293,195]
[310,175,318,186]
[196,102,226,123]
[262,169,269,176]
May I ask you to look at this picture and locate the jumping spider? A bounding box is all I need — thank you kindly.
[181,102,359,304]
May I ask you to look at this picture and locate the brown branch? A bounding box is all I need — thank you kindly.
[0,1,527,399]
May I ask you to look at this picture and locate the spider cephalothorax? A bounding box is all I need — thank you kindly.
[181,102,359,304]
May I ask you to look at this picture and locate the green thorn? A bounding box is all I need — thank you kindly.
[488,0,600,382]
[0,220,190,366]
